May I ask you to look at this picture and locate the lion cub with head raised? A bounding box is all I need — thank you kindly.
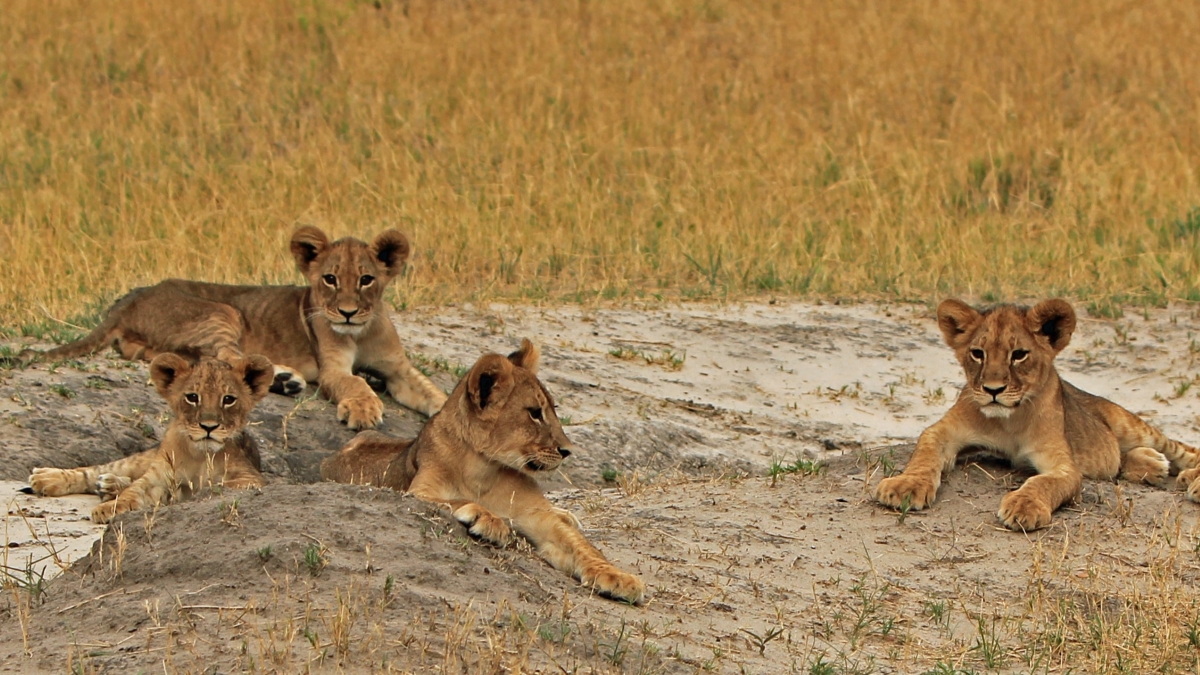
[321,340,646,604]
[27,353,273,523]
[876,298,1200,530]
[21,226,445,429]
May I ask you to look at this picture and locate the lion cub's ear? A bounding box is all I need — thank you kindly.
[936,299,981,349]
[1026,299,1076,353]
[507,339,540,374]
[150,353,193,399]
[290,226,331,275]
[371,230,411,277]
[239,355,276,401]
[466,354,515,413]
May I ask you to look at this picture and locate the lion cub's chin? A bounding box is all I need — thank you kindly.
[329,322,367,337]
[979,403,1016,419]
[190,437,225,454]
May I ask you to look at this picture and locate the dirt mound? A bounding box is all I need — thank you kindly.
[4,301,1200,673]
[4,450,1200,674]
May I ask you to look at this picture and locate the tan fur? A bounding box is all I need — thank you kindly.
[28,354,273,523]
[24,227,446,429]
[876,298,1200,530]
[321,339,646,604]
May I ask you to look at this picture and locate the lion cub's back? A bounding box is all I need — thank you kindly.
[321,431,415,491]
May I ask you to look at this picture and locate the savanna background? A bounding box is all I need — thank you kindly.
[3,1,1200,674]
[3,0,1200,334]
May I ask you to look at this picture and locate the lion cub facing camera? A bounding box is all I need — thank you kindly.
[19,226,446,430]
[28,354,273,523]
[876,298,1200,531]
[322,340,646,604]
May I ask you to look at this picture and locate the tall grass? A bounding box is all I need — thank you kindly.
[2,0,1199,329]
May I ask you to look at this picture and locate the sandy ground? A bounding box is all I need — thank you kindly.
[2,300,1200,673]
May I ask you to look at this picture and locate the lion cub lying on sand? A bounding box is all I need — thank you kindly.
[27,354,272,523]
[21,226,445,429]
[877,298,1200,530]
[322,340,646,604]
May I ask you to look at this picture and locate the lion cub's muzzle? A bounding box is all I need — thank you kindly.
[523,446,573,472]
[190,422,228,452]
[973,384,1023,417]
[327,308,370,334]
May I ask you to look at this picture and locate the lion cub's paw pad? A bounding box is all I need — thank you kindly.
[270,371,306,397]
[583,568,646,605]
[997,490,1052,531]
[28,468,72,497]
[453,505,513,545]
[96,473,131,500]
[337,396,384,430]
[875,475,937,511]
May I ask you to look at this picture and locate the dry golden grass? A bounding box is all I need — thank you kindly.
[2,0,1200,330]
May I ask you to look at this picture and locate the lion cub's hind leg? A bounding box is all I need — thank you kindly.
[1120,447,1171,486]
[270,365,307,397]
[28,467,95,497]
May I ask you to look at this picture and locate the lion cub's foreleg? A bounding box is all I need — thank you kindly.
[514,504,646,604]
[876,416,966,511]
[411,474,644,604]
[383,360,447,417]
[357,324,447,417]
[90,461,178,524]
[29,449,159,499]
[996,445,1082,531]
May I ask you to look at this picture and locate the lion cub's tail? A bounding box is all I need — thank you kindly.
[321,431,417,492]
[2,313,123,368]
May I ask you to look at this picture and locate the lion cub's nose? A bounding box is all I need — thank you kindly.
[982,384,1006,397]
[557,447,572,458]
[338,308,358,320]
[199,422,219,433]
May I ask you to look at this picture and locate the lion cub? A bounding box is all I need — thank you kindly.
[27,354,273,523]
[876,298,1200,530]
[20,226,446,429]
[321,340,646,604]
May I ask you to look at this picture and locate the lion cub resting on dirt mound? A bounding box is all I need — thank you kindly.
[876,298,1200,530]
[21,226,445,429]
[321,339,646,604]
[26,354,273,523]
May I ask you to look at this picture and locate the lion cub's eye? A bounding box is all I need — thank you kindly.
[1011,349,1030,363]
[528,407,544,422]
[969,348,985,362]
[222,395,237,407]
[322,274,338,287]
[184,393,200,405]
[359,275,375,288]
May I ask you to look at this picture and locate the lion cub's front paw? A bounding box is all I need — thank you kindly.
[96,473,131,501]
[91,499,134,524]
[582,565,646,605]
[875,474,938,511]
[337,395,384,430]
[1178,467,1200,503]
[452,503,513,545]
[28,468,76,497]
[997,490,1053,531]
